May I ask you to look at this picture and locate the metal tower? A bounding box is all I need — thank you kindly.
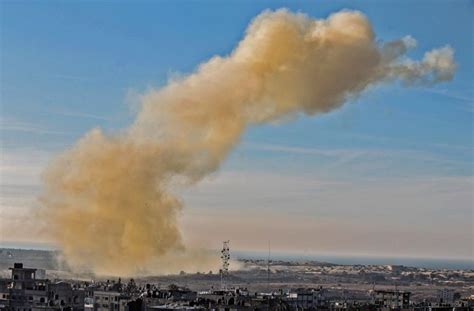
[267,240,271,293]
[220,240,230,290]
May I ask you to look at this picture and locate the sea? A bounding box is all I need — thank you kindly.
[233,251,473,270]
[1,241,472,271]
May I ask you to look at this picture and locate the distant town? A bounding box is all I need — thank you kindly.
[0,248,473,310]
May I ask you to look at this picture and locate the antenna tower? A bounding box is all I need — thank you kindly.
[267,240,271,293]
[220,240,230,290]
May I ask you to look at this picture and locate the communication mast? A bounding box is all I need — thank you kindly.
[267,240,271,293]
[220,240,230,290]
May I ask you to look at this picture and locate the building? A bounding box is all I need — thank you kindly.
[0,279,10,309]
[284,287,327,310]
[437,289,456,305]
[1,262,85,311]
[373,289,410,310]
[93,290,135,311]
[48,281,85,309]
[9,262,48,311]
[94,290,122,311]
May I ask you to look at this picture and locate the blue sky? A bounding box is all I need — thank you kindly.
[1,1,472,259]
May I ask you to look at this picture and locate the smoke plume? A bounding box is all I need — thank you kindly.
[39,9,456,275]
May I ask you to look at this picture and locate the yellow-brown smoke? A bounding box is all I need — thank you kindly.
[39,9,456,276]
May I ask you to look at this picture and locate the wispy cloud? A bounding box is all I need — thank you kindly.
[0,144,471,258]
[0,147,52,243]
[421,87,473,103]
[238,142,472,180]
[0,119,73,136]
[420,87,473,113]
[51,110,110,121]
[243,142,470,165]
[181,170,473,258]
[31,73,96,83]
[0,148,53,185]
[243,142,363,158]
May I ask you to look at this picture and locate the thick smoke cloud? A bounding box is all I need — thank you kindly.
[40,9,456,275]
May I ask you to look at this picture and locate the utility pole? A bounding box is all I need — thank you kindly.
[267,240,271,293]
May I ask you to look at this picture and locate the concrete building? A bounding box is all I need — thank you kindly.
[373,290,411,310]
[48,281,85,309]
[93,290,132,311]
[437,289,456,305]
[94,291,121,311]
[0,279,10,309]
[284,287,327,309]
[9,262,48,311]
[1,262,85,311]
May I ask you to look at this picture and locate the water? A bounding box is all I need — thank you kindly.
[234,251,473,270]
[2,242,472,271]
